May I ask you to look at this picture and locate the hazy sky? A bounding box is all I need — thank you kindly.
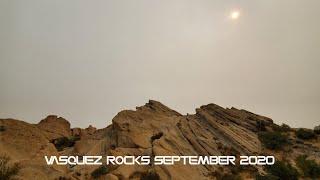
[1,0,319,128]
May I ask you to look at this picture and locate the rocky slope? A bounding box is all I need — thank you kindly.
[0,100,319,180]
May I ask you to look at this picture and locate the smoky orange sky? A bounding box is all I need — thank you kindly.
[1,0,319,128]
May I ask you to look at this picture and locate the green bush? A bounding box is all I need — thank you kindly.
[52,136,80,151]
[258,131,288,150]
[296,129,315,140]
[0,155,21,180]
[91,165,108,179]
[296,155,320,178]
[265,161,299,180]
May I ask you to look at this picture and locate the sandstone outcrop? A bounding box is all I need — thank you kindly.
[37,115,71,140]
[0,100,319,180]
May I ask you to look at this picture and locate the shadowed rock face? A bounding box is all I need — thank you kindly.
[0,100,319,180]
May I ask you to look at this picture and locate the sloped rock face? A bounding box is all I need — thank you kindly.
[109,100,210,179]
[0,119,56,159]
[106,101,273,179]
[112,100,181,149]
[0,119,66,180]
[194,104,268,155]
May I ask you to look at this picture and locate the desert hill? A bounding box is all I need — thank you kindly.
[0,100,320,180]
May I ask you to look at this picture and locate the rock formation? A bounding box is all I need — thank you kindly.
[0,100,319,180]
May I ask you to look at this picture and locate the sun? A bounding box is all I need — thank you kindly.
[230,10,240,20]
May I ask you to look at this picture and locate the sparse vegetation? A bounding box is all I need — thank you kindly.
[258,131,288,150]
[0,126,5,132]
[212,167,243,180]
[271,124,290,132]
[52,135,80,151]
[256,120,266,131]
[141,169,160,180]
[280,124,291,132]
[296,129,315,140]
[57,176,71,180]
[265,161,299,180]
[69,135,81,142]
[91,165,108,179]
[255,174,279,180]
[314,125,320,134]
[0,155,21,180]
[218,174,242,180]
[296,155,320,178]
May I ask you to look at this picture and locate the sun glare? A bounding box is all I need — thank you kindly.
[230,10,240,20]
